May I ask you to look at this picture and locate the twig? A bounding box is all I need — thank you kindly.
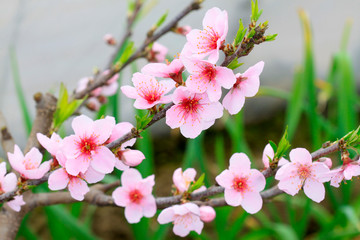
[0,112,15,157]
[73,0,203,100]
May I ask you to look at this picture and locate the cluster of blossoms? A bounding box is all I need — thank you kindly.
[121,7,264,139]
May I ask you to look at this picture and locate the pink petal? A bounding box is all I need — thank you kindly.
[199,206,216,222]
[192,218,204,235]
[157,207,175,224]
[183,168,197,182]
[65,155,90,176]
[115,159,130,171]
[242,61,264,97]
[93,116,115,144]
[125,203,143,223]
[173,222,191,237]
[110,122,136,148]
[205,81,222,102]
[141,195,156,218]
[224,188,242,206]
[215,169,233,188]
[72,115,94,137]
[166,105,185,129]
[3,172,17,192]
[248,169,266,192]
[277,176,302,196]
[121,168,143,186]
[159,80,176,94]
[48,168,69,190]
[101,82,119,96]
[83,166,105,184]
[303,178,325,203]
[134,98,158,109]
[215,66,236,89]
[180,120,203,139]
[222,88,245,115]
[139,175,155,195]
[25,147,43,167]
[229,153,251,175]
[289,148,312,165]
[121,86,138,99]
[68,178,89,201]
[7,195,25,212]
[112,187,130,207]
[275,163,297,180]
[141,63,170,78]
[311,162,330,182]
[0,162,6,180]
[241,191,263,214]
[344,164,360,180]
[90,147,115,174]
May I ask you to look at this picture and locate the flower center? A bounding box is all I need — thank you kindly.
[232,177,248,192]
[129,189,143,204]
[174,212,196,228]
[297,164,311,179]
[197,26,220,53]
[201,66,216,82]
[77,135,98,155]
[22,159,37,170]
[233,76,247,89]
[137,80,164,104]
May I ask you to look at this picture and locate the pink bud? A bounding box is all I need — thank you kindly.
[175,25,192,35]
[104,34,116,45]
[199,206,216,222]
[122,149,145,167]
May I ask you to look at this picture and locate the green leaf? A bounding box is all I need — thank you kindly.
[274,126,291,160]
[269,140,277,153]
[233,19,247,46]
[227,58,243,70]
[117,41,135,66]
[52,83,85,131]
[155,11,168,27]
[189,173,205,192]
[250,0,262,22]
[265,33,277,41]
[135,111,153,130]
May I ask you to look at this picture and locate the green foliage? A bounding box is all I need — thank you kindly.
[135,110,154,130]
[233,19,247,47]
[227,58,243,70]
[189,173,205,193]
[155,11,168,28]
[250,0,263,22]
[52,83,85,131]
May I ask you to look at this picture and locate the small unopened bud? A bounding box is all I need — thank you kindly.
[104,34,116,45]
[174,25,192,36]
[199,206,216,222]
[86,97,101,111]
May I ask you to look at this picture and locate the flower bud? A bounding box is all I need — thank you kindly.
[199,206,216,222]
[104,34,116,45]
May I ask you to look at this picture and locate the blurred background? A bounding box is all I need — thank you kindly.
[1,0,360,239]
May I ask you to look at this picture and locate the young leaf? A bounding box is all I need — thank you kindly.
[227,58,243,70]
[233,19,247,47]
[155,11,168,28]
[189,173,205,193]
[265,34,278,41]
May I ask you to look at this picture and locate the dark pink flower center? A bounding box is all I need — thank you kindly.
[232,177,248,192]
[180,97,202,115]
[233,76,247,89]
[77,135,98,156]
[297,164,311,179]
[201,66,217,82]
[198,26,221,53]
[129,189,143,204]
[137,80,164,104]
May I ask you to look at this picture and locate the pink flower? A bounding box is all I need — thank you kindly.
[328,160,360,187]
[182,7,228,63]
[148,42,168,63]
[173,168,196,193]
[216,153,266,213]
[48,165,104,201]
[107,122,145,170]
[104,33,116,45]
[275,148,331,202]
[158,202,204,237]
[7,196,25,212]
[0,162,17,194]
[141,59,185,85]
[112,168,156,223]
[100,70,119,96]
[183,57,236,102]
[76,77,102,97]
[199,206,216,222]
[37,132,67,166]
[62,115,116,175]
[223,61,264,115]
[121,73,175,109]
[262,143,289,169]
[165,86,223,138]
[8,145,51,180]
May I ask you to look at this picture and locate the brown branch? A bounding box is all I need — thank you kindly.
[73,0,204,100]
[0,112,15,157]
